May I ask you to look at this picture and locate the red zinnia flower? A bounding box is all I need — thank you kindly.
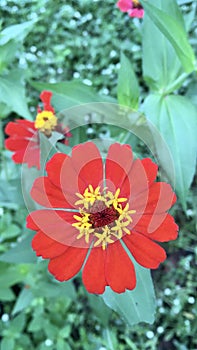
[27,142,178,294]
[5,91,71,169]
[117,0,144,18]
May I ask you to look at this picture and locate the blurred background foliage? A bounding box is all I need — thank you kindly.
[0,0,197,349]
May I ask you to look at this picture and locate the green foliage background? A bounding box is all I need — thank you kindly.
[0,0,197,349]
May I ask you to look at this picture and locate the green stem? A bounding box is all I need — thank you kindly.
[161,72,189,95]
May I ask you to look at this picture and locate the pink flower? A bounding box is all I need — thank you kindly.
[117,0,144,18]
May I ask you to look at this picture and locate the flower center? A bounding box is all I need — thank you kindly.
[89,201,119,228]
[72,185,136,250]
[132,0,143,9]
[34,111,57,137]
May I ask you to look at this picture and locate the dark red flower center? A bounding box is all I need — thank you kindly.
[73,186,136,249]
[89,202,119,228]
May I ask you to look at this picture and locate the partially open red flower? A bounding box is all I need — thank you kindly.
[27,142,178,294]
[117,0,144,18]
[5,91,71,169]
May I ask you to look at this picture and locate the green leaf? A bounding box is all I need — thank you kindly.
[0,102,12,119]
[101,259,156,325]
[0,70,31,118]
[0,338,15,350]
[117,52,139,109]
[88,294,111,326]
[0,223,20,241]
[0,178,25,209]
[33,281,76,300]
[143,94,197,209]
[0,264,25,287]
[30,80,115,111]
[0,20,36,45]
[142,0,184,92]
[0,234,37,264]
[9,313,26,333]
[0,40,19,73]
[12,288,34,315]
[0,287,15,301]
[140,0,196,73]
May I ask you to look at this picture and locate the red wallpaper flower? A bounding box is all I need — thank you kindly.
[27,142,178,294]
[117,0,144,18]
[5,91,71,169]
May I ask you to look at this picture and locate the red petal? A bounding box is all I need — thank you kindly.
[24,145,40,169]
[46,142,103,208]
[134,213,179,242]
[27,214,40,231]
[117,0,132,12]
[16,119,36,129]
[82,248,107,294]
[40,90,54,112]
[71,142,103,192]
[46,153,68,188]
[105,143,133,197]
[127,159,157,205]
[48,246,88,281]
[31,177,74,209]
[27,210,76,245]
[105,241,136,293]
[5,138,30,150]
[123,232,166,269]
[132,182,176,214]
[26,210,89,248]
[8,141,40,169]
[5,120,35,137]
[141,158,158,186]
[11,149,26,163]
[32,231,68,258]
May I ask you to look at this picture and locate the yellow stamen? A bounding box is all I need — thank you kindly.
[72,213,94,243]
[72,185,136,249]
[34,111,57,136]
[133,0,141,6]
[105,188,127,210]
[94,226,115,250]
[75,185,104,209]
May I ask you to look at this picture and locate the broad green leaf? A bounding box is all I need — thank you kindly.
[0,287,15,301]
[102,259,155,325]
[143,94,197,209]
[0,223,20,241]
[0,234,37,263]
[12,288,34,315]
[0,338,15,350]
[0,20,36,45]
[140,0,195,73]
[30,80,115,111]
[0,178,24,208]
[0,40,18,73]
[9,313,26,333]
[0,102,12,119]
[88,294,111,326]
[142,0,184,92]
[0,264,25,287]
[117,52,139,109]
[33,281,76,300]
[0,70,31,118]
